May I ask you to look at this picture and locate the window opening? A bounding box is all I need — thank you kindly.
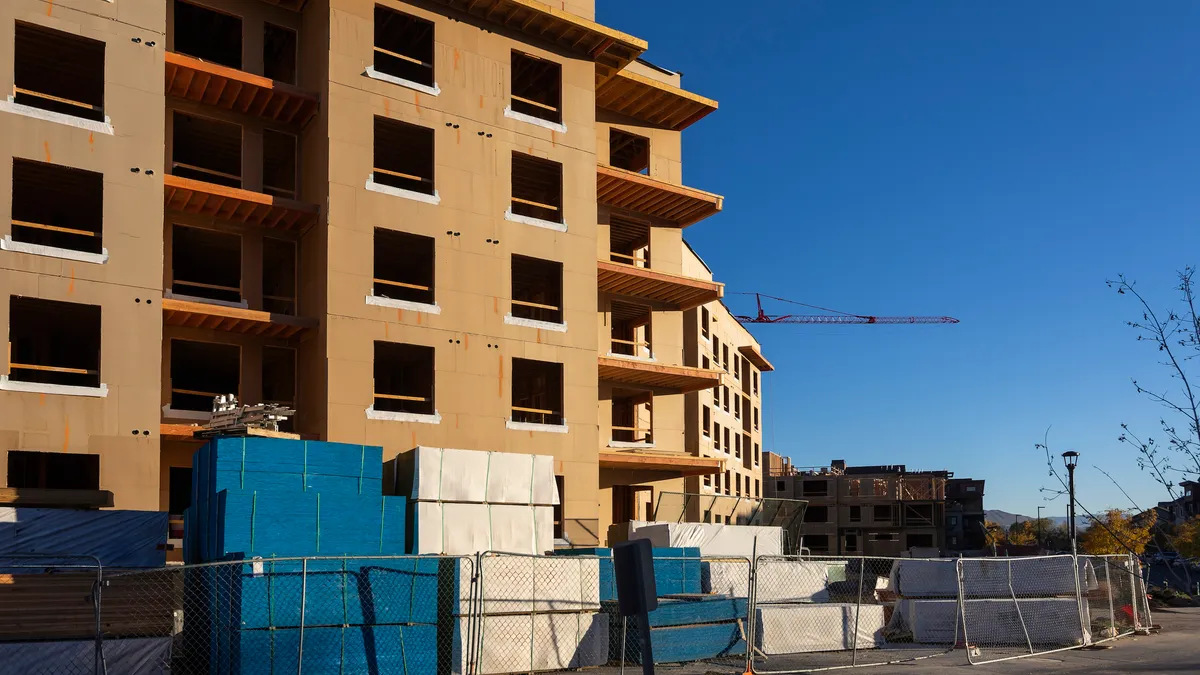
[173,1,242,69]
[373,342,434,415]
[609,129,649,174]
[511,255,563,324]
[908,533,934,548]
[7,450,99,490]
[849,505,862,522]
[873,505,893,523]
[263,129,297,199]
[511,153,562,222]
[802,479,828,497]
[8,296,100,388]
[169,467,193,516]
[11,159,103,254]
[611,390,652,443]
[374,5,435,87]
[172,113,242,187]
[608,215,650,267]
[512,358,563,425]
[374,117,434,194]
[511,51,561,124]
[170,339,239,411]
[700,307,710,338]
[263,23,297,84]
[806,535,830,553]
[262,346,296,406]
[702,406,710,436]
[553,475,565,539]
[373,229,434,305]
[609,300,650,357]
[14,22,105,122]
[262,237,297,314]
[171,225,241,304]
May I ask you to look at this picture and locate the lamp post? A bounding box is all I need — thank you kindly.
[1062,451,1079,551]
[1036,505,1044,550]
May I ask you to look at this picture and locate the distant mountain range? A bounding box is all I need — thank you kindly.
[985,509,1089,530]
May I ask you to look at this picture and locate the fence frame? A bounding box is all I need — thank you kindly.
[0,554,105,675]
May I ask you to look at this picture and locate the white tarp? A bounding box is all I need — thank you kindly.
[888,598,1089,645]
[755,604,887,654]
[474,556,601,614]
[471,612,608,674]
[628,521,784,556]
[404,447,558,505]
[889,556,1097,598]
[412,503,554,555]
[753,560,840,603]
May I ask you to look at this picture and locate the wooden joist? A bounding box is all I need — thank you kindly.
[597,165,723,227]
[163,174,319,232]
[596,70,718,131]
[164,52,319,127]
[598,260,723,310]
[0,488,113,509]
[161,297,317,339]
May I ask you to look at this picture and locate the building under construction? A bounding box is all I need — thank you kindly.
[763,454,950,556]
[0,0,770,550]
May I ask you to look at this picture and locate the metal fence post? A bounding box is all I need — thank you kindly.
[1072,552,1087,646]
[851,557,864,666]
[297,557,307,675]
[1103,557,1116,638]
[956,558,973,663]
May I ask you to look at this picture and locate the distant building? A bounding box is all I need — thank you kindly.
[763,454,949,556]
[944,478,986,551]
[1156,480,1198,526]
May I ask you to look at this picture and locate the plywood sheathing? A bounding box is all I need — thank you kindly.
[598,450,723,477]
[738,344,774,372]
[425,0,646,84]
[165,52,320,127]
[163,174,319,231]
[597,355,719,393]
[596,165,722,227]
[597,260,722,311]
[596,70,718,131]
[161,297,316,338]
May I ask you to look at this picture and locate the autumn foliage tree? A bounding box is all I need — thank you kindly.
[983,521,1007,548]
[1079,509,1155,555]
[1177,517,1200,559]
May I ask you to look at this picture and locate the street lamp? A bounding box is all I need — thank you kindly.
[1062,451,1079,551]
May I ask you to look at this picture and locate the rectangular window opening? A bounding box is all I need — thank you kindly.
[511,51,561,124]
[9,296,100,388]
[11,159,103,254]
[511,153,563,223]
[775,480,786,493]
[610,300,650,357]
[700,307,710,338]
[702,406,711,436]
[872,533,895,542]
[263,23,297,84]
[608,215,650,268]
[512,358,563,426]
[723,427,730,454]
[802,479,828,497]
[753,370,759,395]
[806,535,830,553]
[173,1,242,69]
[172,112,242,187]
[844,534,858,553]
[511,255,563,324]
[908,533,935,548]
[171,225,241,304]
[374,5,435,87]
[262,346,296,407]
[170,339,239,411]
[374,117,434,194]
[609,129,649,174]
[14,22,105,122]
[169,467,193,516]
[611,390,652,444]
[263,129,298,199]
[849,505,862,522]
[373,342,434,415]
[873,505,893,522]
[263,237,297,314]
[373,229,434,305]
[7,450,99,490]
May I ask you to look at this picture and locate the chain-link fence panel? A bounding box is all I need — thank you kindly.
[750,556,959,674]
[957,555,1089,664]
[0,556,107,675]
[1088,554,1150,641]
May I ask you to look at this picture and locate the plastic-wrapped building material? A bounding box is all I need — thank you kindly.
[627,521,784,556]
[718,559,837,602]
[476,556,601,613]
[888,556,1096,598]
[0,637,172,675]
[226,624,442,675]
[471,612,608,674]
[888,598,1089,645]
[395,447,559,505]
[0,507,167,568]
[410,502,554,555]
[755,604,888,654]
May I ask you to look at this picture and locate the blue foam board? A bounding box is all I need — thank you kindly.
[224,624,444,675]
[613,595,749,628]
[619,620,746,664]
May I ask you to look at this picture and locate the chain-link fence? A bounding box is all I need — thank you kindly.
[4,551,1151,675]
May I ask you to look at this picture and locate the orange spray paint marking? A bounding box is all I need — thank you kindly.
[453,49,461,71]
[413,94,421,111]
[88,132,94,151]
[536,329,542,344]
[411,431,417,448]
[43,141,51,163]
[456,128,461,144]
[416,313,422,325]
[39,393,45,406]
[384,99,390,116]
[455,413,460,429]
[479,95,484,109]
[463,334,469,349]
[46,1,53,16]
[68,268,75,294]
[493,297,499,313]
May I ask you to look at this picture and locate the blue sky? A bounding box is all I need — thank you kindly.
[600,1,1200,516]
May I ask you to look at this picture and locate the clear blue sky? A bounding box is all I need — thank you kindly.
[600,1,1200,517]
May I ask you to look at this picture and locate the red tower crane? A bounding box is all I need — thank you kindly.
[733,293,960,326]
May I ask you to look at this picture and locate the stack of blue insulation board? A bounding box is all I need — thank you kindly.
[612,595,749,664]
[182,437,459,675]
[554,547,702,600]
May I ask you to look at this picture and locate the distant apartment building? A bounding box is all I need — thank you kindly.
[763,454,948,556]
[1156,480,1197,526]
[945,477,986,551]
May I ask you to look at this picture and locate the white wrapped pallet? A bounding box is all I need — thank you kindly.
[398,447,559,505]
[753,560,838,603]
[471,612,608,674]
[412,503,554,555]
[628,521,784,556]
[473,556,601,614]
[888,556,1096,598]
[755,604,887,654]
[889,598,1089,645]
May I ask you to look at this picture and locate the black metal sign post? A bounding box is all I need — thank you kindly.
[613,538,658,675]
